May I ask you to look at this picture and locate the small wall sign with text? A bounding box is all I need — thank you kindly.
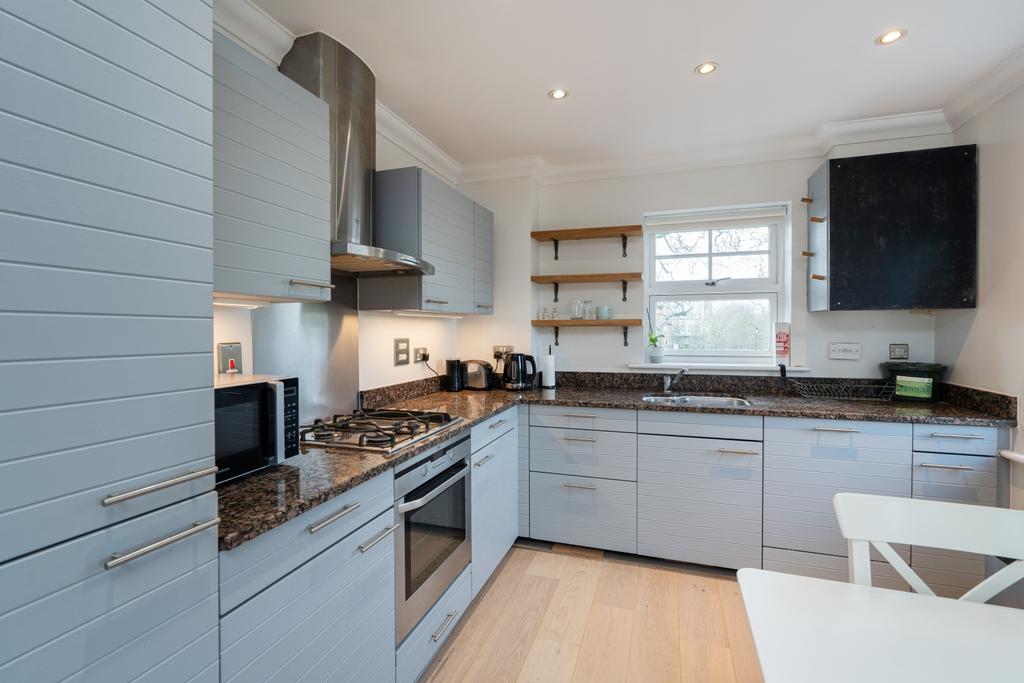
[828,342,862,361]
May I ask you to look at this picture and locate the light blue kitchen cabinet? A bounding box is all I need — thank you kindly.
[220,507,398,683]
[638,435,762,570]
[0,0,216,564]
[397,568,472,683]
[518,407,531,537]
[359,166,494,313]
[0,493,220,681]
[212,31,333,302]
[471,425,519,597]
[530,471,638,554]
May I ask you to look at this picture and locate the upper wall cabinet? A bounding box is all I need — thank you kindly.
[212,32,333,302]
[807,145,977,311]
[360,167,494,314]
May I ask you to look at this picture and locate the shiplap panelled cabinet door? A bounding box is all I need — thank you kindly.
[420,170,476,313]
[473,203,494,314]
[0,1,218,679]
[212,31,332,302]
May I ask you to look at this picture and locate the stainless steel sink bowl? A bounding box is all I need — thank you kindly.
[641,395,752,407]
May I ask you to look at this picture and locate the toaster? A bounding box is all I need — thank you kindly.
[462,360,494,390]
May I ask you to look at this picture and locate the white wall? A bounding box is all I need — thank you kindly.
[935,84,1024,506]
[212,306,254,375]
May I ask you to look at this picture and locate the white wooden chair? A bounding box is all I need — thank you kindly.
[832,492,1024,603]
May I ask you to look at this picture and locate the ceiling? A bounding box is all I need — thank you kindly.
[253,0,1024,167]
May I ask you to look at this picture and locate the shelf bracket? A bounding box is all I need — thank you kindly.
[622,326,629,346]
[553,326,560,346]
[621,235,628,257]
[553,282,559,303]
[621,280,628,302]
[552,239,560,260]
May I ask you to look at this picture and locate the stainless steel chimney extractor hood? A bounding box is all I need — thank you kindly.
[279,33,433,276]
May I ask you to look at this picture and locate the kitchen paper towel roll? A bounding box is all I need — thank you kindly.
[541,352,556,388]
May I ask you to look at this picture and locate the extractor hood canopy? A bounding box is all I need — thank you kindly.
[279,33,433,277]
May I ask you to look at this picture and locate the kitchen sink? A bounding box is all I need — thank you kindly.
[641,395,752,407]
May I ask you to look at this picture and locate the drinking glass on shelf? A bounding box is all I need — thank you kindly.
[584,300,595,320]
[570,300,584,320]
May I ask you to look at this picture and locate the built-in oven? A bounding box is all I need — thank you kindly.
[214,376,299,484]
[394,436,472,643]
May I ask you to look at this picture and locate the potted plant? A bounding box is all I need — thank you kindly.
[646,309,664,363]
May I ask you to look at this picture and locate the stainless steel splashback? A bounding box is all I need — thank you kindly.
[251,274,359,420]
[279,33,374,247]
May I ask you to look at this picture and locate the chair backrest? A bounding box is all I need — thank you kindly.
[833,493,1024,603]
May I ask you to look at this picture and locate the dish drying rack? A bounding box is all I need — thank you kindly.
[787,379,896,401]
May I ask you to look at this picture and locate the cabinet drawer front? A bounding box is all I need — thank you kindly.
[213,266,332,302]
[0,493,219,681]
[471,406,516,451]
[638,410,763,441]
[531,426,637,481]
[221,507,397,683]
[530,405,637,433]
[397,567,471,683]
[765,417,912,450]
[219,471,393,613]
[762,548,908,592]
[529,472,637,553]
[912,424,1000,456]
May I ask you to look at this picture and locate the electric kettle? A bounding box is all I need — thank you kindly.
[502,353,536,390]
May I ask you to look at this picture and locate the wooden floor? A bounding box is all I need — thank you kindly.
[422,543,764,683]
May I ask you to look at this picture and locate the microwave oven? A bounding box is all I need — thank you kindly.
[214,376,299,484]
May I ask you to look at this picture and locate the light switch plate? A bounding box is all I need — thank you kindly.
[889,343,910,360]
[394,338,410,366]
[828,342,861,361]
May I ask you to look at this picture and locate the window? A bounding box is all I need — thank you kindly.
[645,205,788,359]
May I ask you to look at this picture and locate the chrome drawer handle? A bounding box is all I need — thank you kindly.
[563,482,597,490]
[308,502,361,534]
[717,448,759,455]
[489,419,508,430]
[358,524,399,553]
[102,466,218,506]
[562,413,597,418]
[564,436,598,443]
[919,463,975,471]
[431,612,458,641]
[813,427,861,433]
[289,278,336,289]
[105,517,219,570]
[475,453,497,468]
[931,433,985,440]
[426,298,449,305]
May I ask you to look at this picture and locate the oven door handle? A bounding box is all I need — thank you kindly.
[397,464,468,514]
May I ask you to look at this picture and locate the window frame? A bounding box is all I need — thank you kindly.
[644,206,788,360]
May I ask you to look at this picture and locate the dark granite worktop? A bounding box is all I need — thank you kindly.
[217,386,1011,551]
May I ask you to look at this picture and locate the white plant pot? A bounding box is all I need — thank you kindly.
[647,346,664,363]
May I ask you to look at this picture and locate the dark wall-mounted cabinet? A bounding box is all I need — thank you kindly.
[807,145,977,311]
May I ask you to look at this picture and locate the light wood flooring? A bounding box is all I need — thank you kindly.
[422,542,764,683]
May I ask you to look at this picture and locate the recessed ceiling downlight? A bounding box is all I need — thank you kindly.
[876,28,907,45]
[548,88,568,100]
[694,62,719,76]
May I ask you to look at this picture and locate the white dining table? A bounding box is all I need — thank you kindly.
[737,568,1024,682]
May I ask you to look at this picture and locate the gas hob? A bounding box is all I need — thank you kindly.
[299,409,463,455]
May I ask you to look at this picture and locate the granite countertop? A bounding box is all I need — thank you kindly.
[217,387,1010,551]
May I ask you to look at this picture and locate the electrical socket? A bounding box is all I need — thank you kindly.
[493,345,513,360]
[414,347,429,363]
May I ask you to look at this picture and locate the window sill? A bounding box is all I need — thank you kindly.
[627,362,811,373]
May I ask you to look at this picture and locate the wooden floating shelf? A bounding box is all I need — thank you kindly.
[532,318,642,347]
[530,272,643,302]
[531,225,643,260]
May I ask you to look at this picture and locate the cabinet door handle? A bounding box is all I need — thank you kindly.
[919,463,975,471]
[813,426,860,433]
[474,453,497,468]
[563,482,597,490]
[489,419,508,430]
[810,273,827,281]
[105,517,219,570]
[564,436,598,443]
[809,216,826,223]
[425,298,449,305]
[102,465,218,506]
[476,304,492,309]
[358,523,399,553]
[431,612,458,641]
[930,432,985,440]
[290,278,336,289]
[562,413,597,418]
[717,448,760,455]
[307,502,361,534]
